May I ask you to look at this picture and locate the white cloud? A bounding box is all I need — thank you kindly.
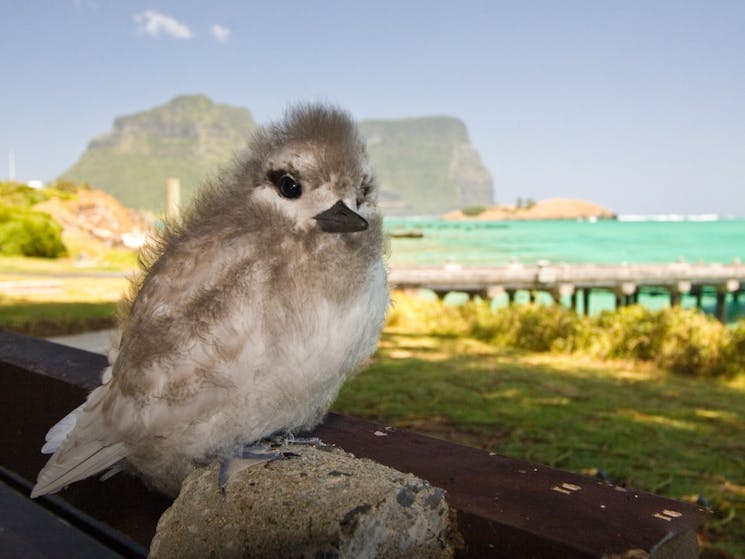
[210,24,231,43]
[133,10,193,40]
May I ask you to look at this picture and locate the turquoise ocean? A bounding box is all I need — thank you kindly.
[383,217,745,320]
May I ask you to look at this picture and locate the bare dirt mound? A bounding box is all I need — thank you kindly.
[34,189,153,249]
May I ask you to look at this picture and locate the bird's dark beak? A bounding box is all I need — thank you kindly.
[314,200,369,233]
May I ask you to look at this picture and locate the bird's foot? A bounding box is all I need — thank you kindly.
[239,443,282,461]
[269,432,324,447]
[217,436,327,492]
[218,443,280,493]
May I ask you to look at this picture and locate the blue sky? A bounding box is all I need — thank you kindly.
[2,1,744,215]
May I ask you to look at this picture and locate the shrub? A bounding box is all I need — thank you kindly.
[456,299,504,341]
[0,205,67,258]
[574,306,732,376]
[476,303,584,352]
[49,179,90,193]
[388,292,742,378]
[582,306,735,376]
[724,320,745,376]
[387,292,470,336]
[0,181,50,209]
[392,296,587,353]
[591,305,663,361]
[655,307,730,377]
[461,205,486,217]
[0,180,79,209]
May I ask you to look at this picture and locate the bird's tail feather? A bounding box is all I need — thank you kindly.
[41,405,84,454]
[31,440,127,498]
[31,381,128,499]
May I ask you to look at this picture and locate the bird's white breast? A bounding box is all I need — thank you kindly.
[149,259,388,463]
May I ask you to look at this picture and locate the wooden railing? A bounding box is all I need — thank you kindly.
[0,331,706,558]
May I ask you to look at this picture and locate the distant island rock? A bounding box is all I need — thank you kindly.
[60,95,494,216]
[442,198,617,221]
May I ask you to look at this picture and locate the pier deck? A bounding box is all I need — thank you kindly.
[389,261,745,320]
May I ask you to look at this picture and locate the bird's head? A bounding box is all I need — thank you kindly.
[243,104,379,235]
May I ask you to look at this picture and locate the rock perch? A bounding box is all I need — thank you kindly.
[149,444,457,558]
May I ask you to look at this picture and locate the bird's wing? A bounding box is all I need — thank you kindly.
[109,236,258,431]
[35,234,262,492]
[31,382,127,498]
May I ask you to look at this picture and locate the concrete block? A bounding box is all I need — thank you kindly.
[149,444,457,559]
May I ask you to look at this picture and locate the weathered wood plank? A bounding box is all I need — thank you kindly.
[0,479,127,559]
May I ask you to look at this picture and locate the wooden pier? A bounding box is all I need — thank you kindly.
[389,261,745,321]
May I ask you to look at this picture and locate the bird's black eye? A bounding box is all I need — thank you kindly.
[277,175,302,199]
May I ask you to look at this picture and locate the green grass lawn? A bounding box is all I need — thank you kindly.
[0,300,118,336]
[334,331,745,557]
[0,260,128,335]
[0,249,138,274]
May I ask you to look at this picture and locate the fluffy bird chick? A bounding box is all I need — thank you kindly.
[32,105,389,498]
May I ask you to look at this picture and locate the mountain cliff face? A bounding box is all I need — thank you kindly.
[61,95,257,212]
[360,117,493,215]
[60,96,494,215]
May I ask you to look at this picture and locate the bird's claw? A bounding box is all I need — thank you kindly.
[269,433,323,447]
[217,437,326,493]
[218,443,280,493]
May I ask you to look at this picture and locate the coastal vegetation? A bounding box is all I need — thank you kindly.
[459,205,487,217]
[0,206,67,258]
[515,196,537,209]
[0,181,79,257]
[387,293,745,378]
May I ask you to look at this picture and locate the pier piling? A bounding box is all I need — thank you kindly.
[716,291,727,323]
[582,289,590,316]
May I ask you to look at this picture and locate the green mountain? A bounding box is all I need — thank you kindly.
[60,96,493,215]
[61,95,257,212]
[360,117,493,215]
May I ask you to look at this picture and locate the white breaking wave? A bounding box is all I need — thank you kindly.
[618,214,720,222]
